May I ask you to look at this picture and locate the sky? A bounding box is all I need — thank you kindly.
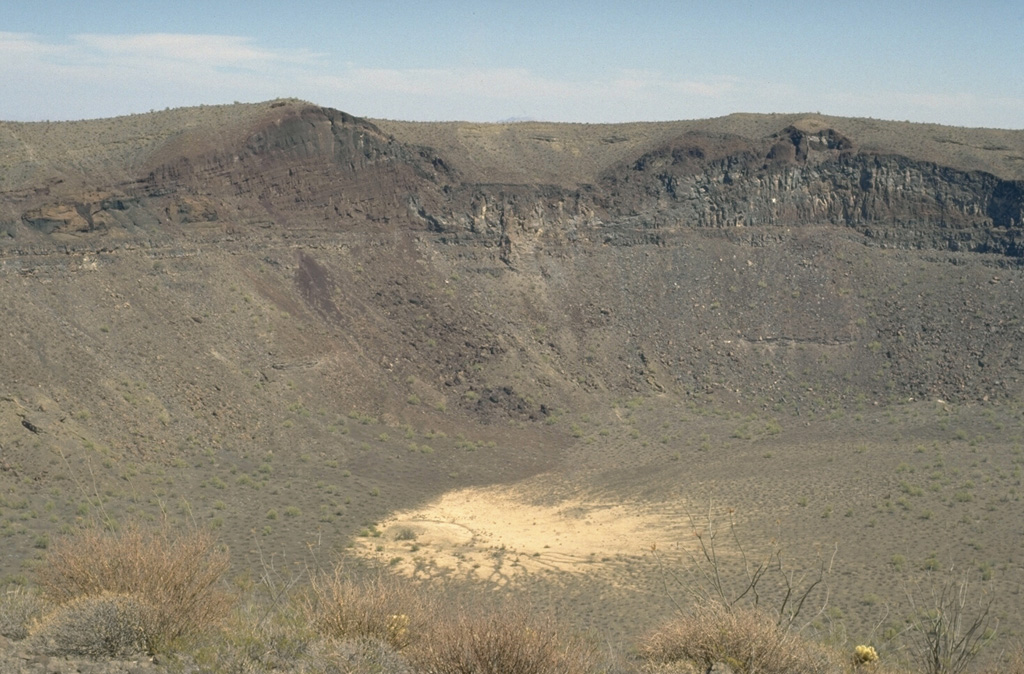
[2,1,1023,128]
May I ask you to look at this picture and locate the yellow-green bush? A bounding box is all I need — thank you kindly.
[855,644,880,666]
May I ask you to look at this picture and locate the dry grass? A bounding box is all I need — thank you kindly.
[411,606,603,674]
[304,568,605,673]
[304,567,431,651]
[187,596,332,673]
[638,601,839,674]
[35,521,232,652]
[9,516,1013,673]
[0,585,47,640]
[990,645,1024,674]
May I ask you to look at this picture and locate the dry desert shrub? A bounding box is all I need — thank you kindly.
[637,601,837,674]
[305,567,429,651]
[189,597,325,674]
[902,571,996,674]
[1012,647,1024,674]
[29,592,147,658]
[411,606,603,674]
[330,637,416,674]
[188,596,416,674]
[35,521,232,652]
[0,585,48,640]
[970,641,1024,674]
[1002,645,1024,674]
[226,605,311,670]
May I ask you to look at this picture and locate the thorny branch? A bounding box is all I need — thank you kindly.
[649,502,834,631]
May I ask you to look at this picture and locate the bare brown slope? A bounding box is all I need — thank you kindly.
[3,101,1022,193]
[372,113,1024,186]
[1,101,453,242]
[0,100,333,192]
[4,104,1024,659]
[1,100,1024,408]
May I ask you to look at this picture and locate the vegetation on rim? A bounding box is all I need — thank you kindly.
[1,520,1019,673]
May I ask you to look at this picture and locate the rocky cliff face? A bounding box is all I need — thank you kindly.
[416,125,1024,263]
[6,105,1022,260]
[2,102,1024,407]
[600,127,1024,253]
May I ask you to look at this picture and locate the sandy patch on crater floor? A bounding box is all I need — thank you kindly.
[354,480,725,586]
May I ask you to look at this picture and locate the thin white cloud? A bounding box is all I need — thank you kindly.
[0,31,68,58]
[0,32,327,120]
[0,31,742,122]
[72,33,320,67]
[1,32,1020,127]
[334,66,735,103]
[609,69,736,99]
[329,67,585,100]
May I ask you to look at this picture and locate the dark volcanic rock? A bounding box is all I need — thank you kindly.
[3,101,1024,405]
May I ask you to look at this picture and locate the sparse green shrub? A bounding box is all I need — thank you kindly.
[36,521,232,652]
[977,561,993,581]
[394,527,418,541]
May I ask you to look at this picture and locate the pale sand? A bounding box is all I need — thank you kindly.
[354,477,734,586]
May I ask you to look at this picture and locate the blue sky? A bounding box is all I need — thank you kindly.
[2,1,1022,127]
